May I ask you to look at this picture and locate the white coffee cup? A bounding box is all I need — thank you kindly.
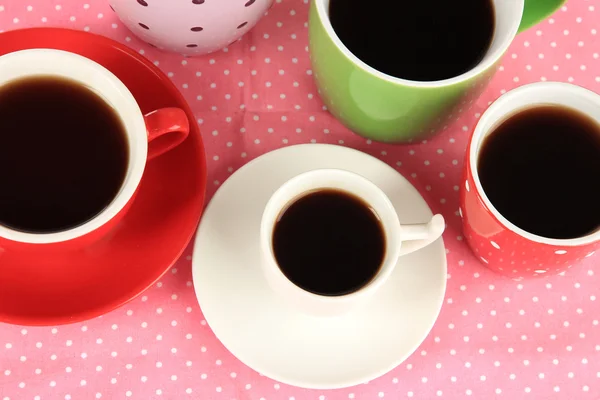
[260,169,445,316]
[0,49,189,246]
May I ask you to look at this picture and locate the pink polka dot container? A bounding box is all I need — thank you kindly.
[109,0,273,56]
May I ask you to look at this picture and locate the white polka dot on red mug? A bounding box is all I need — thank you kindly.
[461,82,600,279]
[109,0,274,55]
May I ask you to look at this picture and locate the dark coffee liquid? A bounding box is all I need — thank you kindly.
[328,0,495,82]
[272,189,386,296]
[0,77,129,233]
[478,105,600,239]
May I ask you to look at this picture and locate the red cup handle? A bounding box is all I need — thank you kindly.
[144,107,190,160]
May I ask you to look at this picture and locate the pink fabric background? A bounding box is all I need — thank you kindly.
[1,0,599,399]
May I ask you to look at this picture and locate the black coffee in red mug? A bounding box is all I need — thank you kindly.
[478,105,600,240]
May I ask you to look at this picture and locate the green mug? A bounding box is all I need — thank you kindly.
[308,0,565,143]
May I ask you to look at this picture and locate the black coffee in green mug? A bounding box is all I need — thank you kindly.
[309,0,566,142]
[328,0,495,82]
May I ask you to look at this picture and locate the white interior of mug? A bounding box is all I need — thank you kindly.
[469,82,600,246]
[314,0,524,88]
[0,49,147,244]
[260,169,402,310]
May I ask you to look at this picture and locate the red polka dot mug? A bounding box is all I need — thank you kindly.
[461,82,600,279]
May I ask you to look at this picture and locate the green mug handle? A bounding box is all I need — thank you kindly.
[519,0,566,32]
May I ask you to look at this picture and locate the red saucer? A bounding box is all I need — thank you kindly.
[0,28,207,326]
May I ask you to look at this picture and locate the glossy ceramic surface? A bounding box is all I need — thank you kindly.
[260,168,445,317]
[308,0,566,142]
[0,49,190,246]
[110,0,274,56]
[192,144,447,389]
[1,1,599,398]
[0,28,207,326]
[461,82,600,279]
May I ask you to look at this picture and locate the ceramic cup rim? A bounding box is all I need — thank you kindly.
[0,49,148,244]
[312,0,524,88]
[468,81,600,247]
[260,168,402,304]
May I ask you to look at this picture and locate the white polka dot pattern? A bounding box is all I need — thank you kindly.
[0,0,599,399]
[462,155,600,279]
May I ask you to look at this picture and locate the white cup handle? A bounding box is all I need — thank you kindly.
[398,214,445,256]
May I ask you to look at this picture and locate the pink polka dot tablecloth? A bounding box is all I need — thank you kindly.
[1,0,599,399]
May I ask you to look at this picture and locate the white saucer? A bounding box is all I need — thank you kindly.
[192,144,447,389]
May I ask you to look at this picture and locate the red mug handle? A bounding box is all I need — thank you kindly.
[144,107,190,160]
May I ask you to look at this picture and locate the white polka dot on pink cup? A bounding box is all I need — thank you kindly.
[109,0,273,56]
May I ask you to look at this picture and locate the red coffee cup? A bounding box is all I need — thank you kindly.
[461,82,600,279]
[0,49,189,250]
